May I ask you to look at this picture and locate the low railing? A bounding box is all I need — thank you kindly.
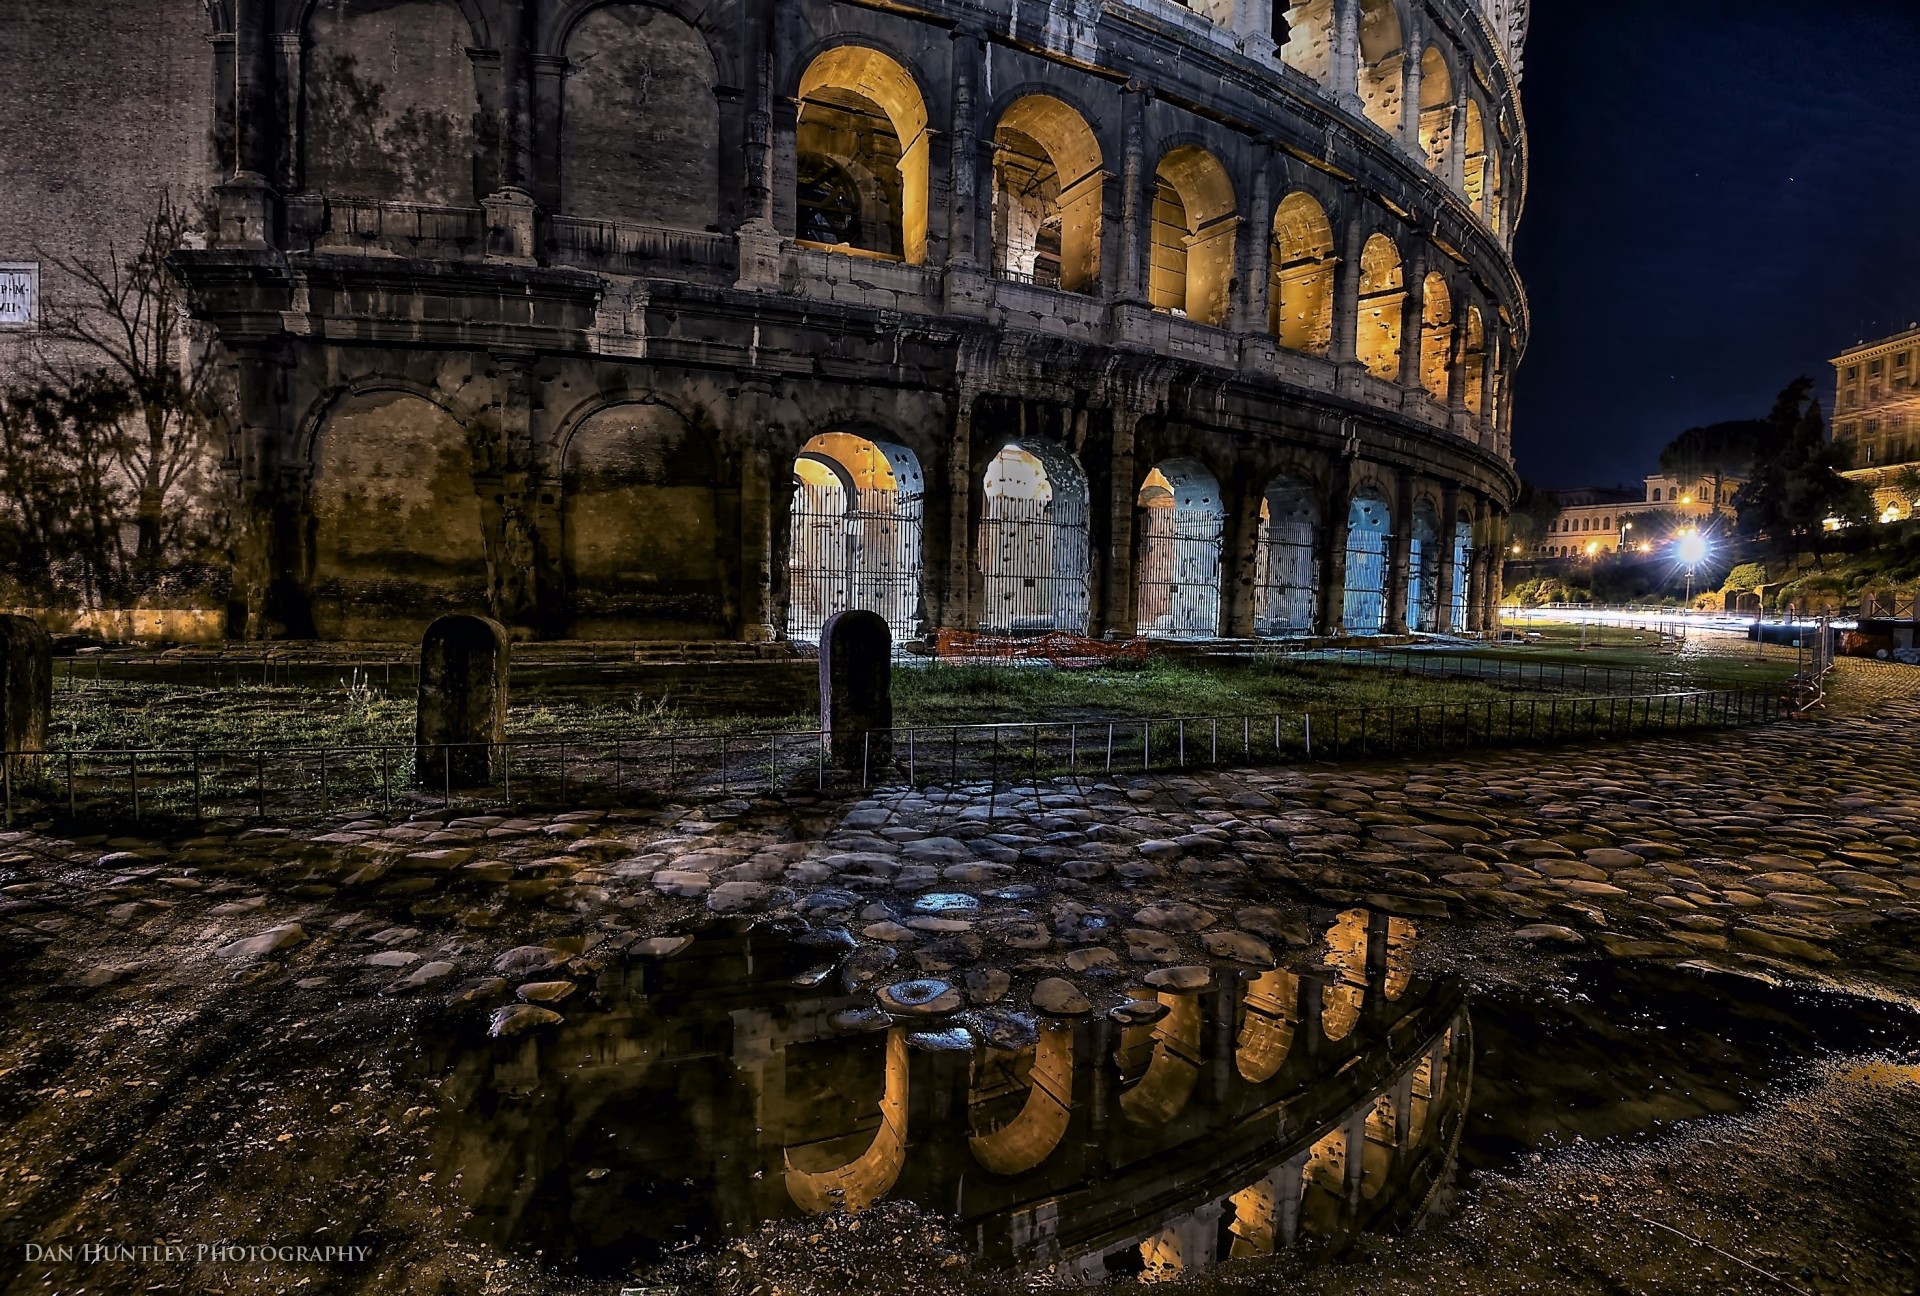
[0,685,1784,827]
[1277,646,1763,694]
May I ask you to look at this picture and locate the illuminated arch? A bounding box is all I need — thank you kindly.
[1407,502,1441,631]
[787,432,925,644]
[1357,0,1406,135]
[991,94,1105,294]
[1270,191,1335,354]
[969,1025,1074,1175]
[1320,909,1369,1040]
[1463,307,1488,416]
[1355,234,1406,381]
[1235,969,1300,1083]
[784,1028,909,1213]
[1118,992,1204,1126]
[1463,98,1488,214]
[795,46,930,264]
[978,440,1092,633]
[1149,146,1238,328]
[1254,475,1320,637]
[1279,0,1334,84]
[1136,458,1225,638]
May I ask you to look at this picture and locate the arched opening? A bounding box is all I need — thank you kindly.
[1420,272,1454,402]
[786,432,924,645]
[1360,1092,1396,1199]
[1463,99,1487,213]
[1342,489,1392,634]
[1406,501,1440,631]
[968,1024,1074,1175]
[1117,991,1204,1126]
[1279,0,1334,84]
[795,46,929,263]
[1355,233,1405,381]
[1486,147,1505,230]
[1462,307,1488,416]
[1449,513,1472,631]
[990,95,1104,293]
[1320,909,1368,1041]
[562,402,726,637]
[1136,459,1224,638]
[1149,147,1238,328]
[303,0,478,206]
[560,5,719,229]
[1254,475,1320,637]
[1299,1125,1348,1237]
[1236,969,1300,1083]
[1418,47,1454,172]
[784,1029,908,1213]
[978,441,1092,634]
[1270,192,1335,354]
[309,391,487,640]
[1357,0,1405,135]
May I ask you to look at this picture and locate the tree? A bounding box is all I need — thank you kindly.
[1658,418,1768,510]
[38,192,223,583]
[1504,479,1553,550]
[0,375,136,604]
[1733,379,1871,561]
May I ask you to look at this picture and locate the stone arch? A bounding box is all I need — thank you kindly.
[1486,145,1505,231]
[302,0,479,205]
[308,389,487,640]
[560,400,727,637]
[1270,191,1335,355]
[1418,46,1455,172]
[1342,486,1392,634]
[785,1028,908,1213]
[795,44,931,264]
[1235,969,1299,1084]
[1148,145,1238,328]
[1419,272,1454,401]
[1449,507,1474,631]
[1299,1124,1348,1237]
[1279,0,1333,83]
[989,94,1105,294]
[1357,0,1406,135]
[1407,499,1441,631]
[1463,98,1488,213]
[1136,457,1224,638]
[977,439,1092,634]
[786,431,924,644]
[968,1024,1074,1175]
[1117,991,1203,1127]
[1319,909,1369,1041]
[1355,233,1405,381]
[559,3,720,230]
[1463,306,1488,416]
[1254,473,1320,637]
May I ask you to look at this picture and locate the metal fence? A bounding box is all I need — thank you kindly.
[1273,646,1762,695]
[1,684,1784,828]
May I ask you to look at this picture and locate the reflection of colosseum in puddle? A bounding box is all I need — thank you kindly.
[437,910,1467,1284]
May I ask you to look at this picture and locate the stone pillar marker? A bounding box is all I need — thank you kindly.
[0,615,52,762]
[820,610,892,776]
[416,615,509,788]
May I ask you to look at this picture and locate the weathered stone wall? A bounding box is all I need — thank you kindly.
[0,0,214,378]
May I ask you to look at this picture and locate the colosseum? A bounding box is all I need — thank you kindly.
[153,0,1526,643]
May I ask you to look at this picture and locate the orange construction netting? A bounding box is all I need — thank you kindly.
[933,629,1152,669]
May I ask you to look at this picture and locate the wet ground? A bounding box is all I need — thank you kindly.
[1,658,1919,1293]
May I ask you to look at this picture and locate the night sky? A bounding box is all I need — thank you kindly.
[1510,0,1920,489]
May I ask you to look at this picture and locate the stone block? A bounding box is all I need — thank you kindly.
[0,616,51,768]
[416,615,508,789]
[820,609,892,776]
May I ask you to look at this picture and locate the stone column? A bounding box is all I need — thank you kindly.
[416,615,509,789]
[1399,30,1424,157]
[528,55,569,212]
[1235,150,1275,337]
[497,0,532,193]
[1329,216,1365,368]
[1396,252,1427,391]
[1331,0,1362,110]
[1220,471,1264,638]
[1437,484,1463,632]
[947,25,987,268]
[1384,473,1413,634]
[213,0,279,248]
[933,391,979,632]
[738,444,776,641]
[272,33,304,193]
[1449,77,1470,191]
[1275,1150,1309,1248]
[1316,456,1353,636]
[478,357,540,631]
[1117,81,1153,304]
[1094,408,1143,637]
[821,610,893,775]
[1464,528,1487,633]
[1342,1110,1368,1207]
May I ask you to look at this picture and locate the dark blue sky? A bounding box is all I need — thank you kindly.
[1510,0,1920,488]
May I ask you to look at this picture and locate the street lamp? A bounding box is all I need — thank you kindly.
[1677,529,1708,605]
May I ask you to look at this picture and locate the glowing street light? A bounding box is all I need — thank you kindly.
[1676,528,1708,605]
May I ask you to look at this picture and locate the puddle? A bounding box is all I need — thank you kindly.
[429,912,1462,1285]
[425,923,1920,1289]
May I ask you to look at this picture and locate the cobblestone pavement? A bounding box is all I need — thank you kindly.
[2,658,1918,1293]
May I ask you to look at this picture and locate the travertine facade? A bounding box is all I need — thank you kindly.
[1833,325,1920,521]
[8,0,1529,642]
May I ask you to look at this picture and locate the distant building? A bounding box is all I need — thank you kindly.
[1832,325,1920,521]
[1532,474,1739,559]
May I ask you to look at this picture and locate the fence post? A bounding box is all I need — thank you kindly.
[131,751,139,823]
